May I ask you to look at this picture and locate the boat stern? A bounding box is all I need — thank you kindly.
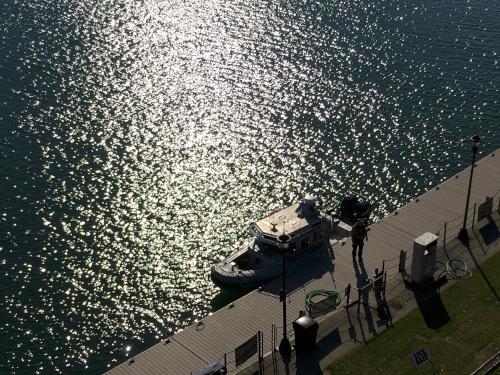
[210,262,243,288]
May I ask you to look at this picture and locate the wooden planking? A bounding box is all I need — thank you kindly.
[367,223,415,251]
[111,338,208,375]
[107,150,500,375]
[400,203,451,227]
[174,296,273,361]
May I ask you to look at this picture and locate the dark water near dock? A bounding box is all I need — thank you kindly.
[0,0,499,373]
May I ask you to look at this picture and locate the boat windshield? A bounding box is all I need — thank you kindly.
[252,241,280,253]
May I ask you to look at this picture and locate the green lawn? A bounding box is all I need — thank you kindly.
[326,251,500,374]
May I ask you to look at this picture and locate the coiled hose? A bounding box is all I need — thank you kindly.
[445,259,472,279]
[305,289,341,315]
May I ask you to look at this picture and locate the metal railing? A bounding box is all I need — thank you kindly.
[470,350,500,375]
[440,189,500,247]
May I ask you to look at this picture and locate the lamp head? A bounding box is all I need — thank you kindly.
[471,135,480,154]
[277,233,291,248]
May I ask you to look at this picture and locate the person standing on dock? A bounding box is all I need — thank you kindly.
[351,218,368,258]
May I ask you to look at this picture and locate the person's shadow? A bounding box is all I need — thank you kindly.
[353,257,377,336]
[353,257,368,288]
[260,243,335,296]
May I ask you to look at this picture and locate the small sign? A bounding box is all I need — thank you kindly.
[410,347,431,368]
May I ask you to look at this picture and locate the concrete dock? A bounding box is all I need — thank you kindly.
[106,149,500,375]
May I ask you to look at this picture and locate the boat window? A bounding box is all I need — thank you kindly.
[253,242,262,253]
[253,242,279,253]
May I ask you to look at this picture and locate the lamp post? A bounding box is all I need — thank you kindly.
[277,233,292,364]
[458,135,481,241]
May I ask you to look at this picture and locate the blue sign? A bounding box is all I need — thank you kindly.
[410,347,431,368]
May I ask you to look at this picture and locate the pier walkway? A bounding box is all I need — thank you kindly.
[107,149,500,375]
[240,206,500,374]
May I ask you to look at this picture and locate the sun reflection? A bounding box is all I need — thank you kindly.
[0,0,499,373]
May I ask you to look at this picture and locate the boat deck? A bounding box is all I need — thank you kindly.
[106,149,500,375]
[255,203,325,238]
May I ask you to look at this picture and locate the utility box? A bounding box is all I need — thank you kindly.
[411,232,438,286]
[292,316,318,352]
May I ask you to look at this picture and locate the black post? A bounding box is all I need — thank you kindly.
[443,222,447,251]
[357,289,361,317]
[461,151,477,230]
[345,283,351,308]
[277,233,292,364]
[258,331,263,375]
[443,222,455,273]
[398,250,407,275]
[472,203,477,228]
[282,249,286,339]
[459,135,481,241]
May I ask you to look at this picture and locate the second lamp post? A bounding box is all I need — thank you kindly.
[277,233,292,364]
[458,135,481,241]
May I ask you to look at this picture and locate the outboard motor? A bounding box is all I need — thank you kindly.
[339,196,358,221]
[355,199,372,219]
[339,195,372,224]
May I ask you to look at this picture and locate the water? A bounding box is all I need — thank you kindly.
[0,0,499,373]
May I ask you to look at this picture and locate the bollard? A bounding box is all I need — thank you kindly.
[443,222,447,248]
[357,289,361,317]
[345,284,351,308]
[473,203,477,228]
[398,250,407,275]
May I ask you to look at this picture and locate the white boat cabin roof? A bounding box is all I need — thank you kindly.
[254,203,325,240]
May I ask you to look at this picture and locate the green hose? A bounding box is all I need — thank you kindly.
[305,289,341,316]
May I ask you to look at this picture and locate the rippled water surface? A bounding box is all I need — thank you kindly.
[0,0,499,372]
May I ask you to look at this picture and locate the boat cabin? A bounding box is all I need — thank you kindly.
[210,196,336,288]
[248,197,331,256]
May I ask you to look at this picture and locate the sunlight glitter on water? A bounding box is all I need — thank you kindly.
[0,0,499,373]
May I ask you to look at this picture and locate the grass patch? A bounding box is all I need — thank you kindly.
[326,251,500,374]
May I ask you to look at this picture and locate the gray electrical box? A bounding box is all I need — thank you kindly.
[411,232,438,286]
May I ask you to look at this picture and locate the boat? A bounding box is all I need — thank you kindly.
[210,195,367,288]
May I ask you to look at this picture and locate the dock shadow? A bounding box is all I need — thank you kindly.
[408,277,450,329]
[346,306,359,343]
[478,218,500,246]
[210,287,254,311]
[260,244,335,296]
[374,286,393,328]
[353,258,369,289]
[466,233,500,302]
